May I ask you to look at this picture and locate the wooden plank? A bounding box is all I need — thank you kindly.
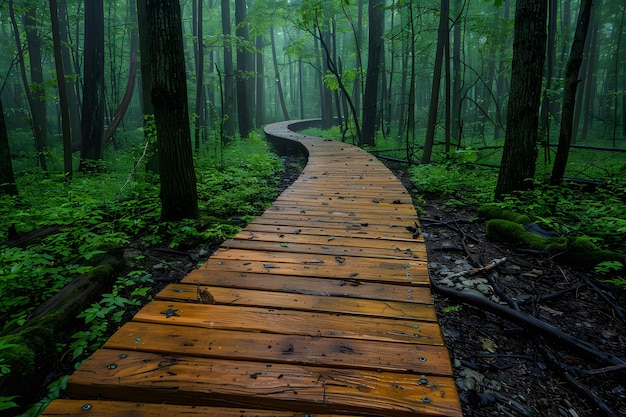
[181,270,433,303]
[233,230,426,251]
[42,399,362,417]
[156,284,438,320]
[195,258,428,285]
[244,223,424,242]
[134,301,444,344]
[67,349,463,417]
[104,322,453,375]
[220,239,426,261]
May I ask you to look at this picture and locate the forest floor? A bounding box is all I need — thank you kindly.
[41,156,625,417]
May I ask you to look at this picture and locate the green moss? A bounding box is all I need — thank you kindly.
[478,204,531,224]
[87,259,124,283]
[558,236,626,268]
[486,219,567,252]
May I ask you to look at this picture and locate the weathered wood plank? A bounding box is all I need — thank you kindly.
[243,223,424,242]
[156,285,438,320]
[67,350,462,417]
[134,301,444,344]
[104,322,453,375]
[180,270,432,303]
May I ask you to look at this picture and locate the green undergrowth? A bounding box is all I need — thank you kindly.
[0,131,284,414]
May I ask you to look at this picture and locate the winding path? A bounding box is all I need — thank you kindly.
[42,121,461,417]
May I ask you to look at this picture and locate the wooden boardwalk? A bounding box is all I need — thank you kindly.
[42,121,462,417]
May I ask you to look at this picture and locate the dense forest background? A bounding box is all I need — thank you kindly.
[0,0,625,415]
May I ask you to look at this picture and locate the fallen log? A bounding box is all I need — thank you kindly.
[430,279,626,367]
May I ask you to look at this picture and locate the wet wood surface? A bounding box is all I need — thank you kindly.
[42,120,462,417]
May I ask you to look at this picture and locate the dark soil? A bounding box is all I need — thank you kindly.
[385,163,626,417]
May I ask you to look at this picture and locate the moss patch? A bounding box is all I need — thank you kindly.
[478,203,531,224]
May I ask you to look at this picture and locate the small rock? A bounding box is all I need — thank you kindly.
[461,280,476,289]
[530,268,544,276]
[476,283,493,295]
[461,288,489,300]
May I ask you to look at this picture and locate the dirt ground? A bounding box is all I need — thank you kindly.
[416,193,626,417]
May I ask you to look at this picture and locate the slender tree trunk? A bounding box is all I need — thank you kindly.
[255,35,265,127]
[194,0,205,151]
[235,0,252,137]
[0,97,18,196]
[9,0,48,172]
[221,0,235,140]
[141,0,198,221]
[49,0,73,177]
[23,6,47,146]
[422,0,449,163]
[451,0,462,144]
[540,0,557,141]
[494,0,547,200]
[361,0,384,146]
[549,0,593,185]
[270,25,289,121]
[58,0,82,149]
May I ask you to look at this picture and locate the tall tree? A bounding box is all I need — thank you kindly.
[549,0,593,185]
[8,0,48,172]
[0,96,18,196]
[221,0,236,140]
[23,3,47,147]
[360,0,384,146]
[421,0,449,163]
[235,0,253,137]
[194,0,205,151]
[49,0,73,176]
[141,0,198,221]
[58,0,82,149]
[80,0,105,171]
[495,0,547,200]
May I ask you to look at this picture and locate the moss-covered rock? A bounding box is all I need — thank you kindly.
[478,203,531,224]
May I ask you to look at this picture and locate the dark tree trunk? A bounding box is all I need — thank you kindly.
[361,0,384,146]
[270,25,289,121]
[422,0,449,163]
[255,35,265,127]
[494,0,547,200]
[451,0,462,144]
[0,97,18,196]
[549,0,593,185]
[9,0,48,172]
[49,0,73,177]
[23,6,47,147]
[194,0,205,151]
[80,0,105,171]
[221,0,236,140]
[235,0,252,137]
[58,0,82,149]
[141,0,198,221]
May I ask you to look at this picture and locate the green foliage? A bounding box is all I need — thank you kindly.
[69,271,154,362]
[409,162,496,209]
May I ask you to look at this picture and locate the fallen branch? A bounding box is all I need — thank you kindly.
[575,272,626,324]
[445,257,507,280]
[430,279,626,366]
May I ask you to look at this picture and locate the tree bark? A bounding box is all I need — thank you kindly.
[221,0,236,140]
[141,0,199,221]
[194,0,205,151]
[23,5,47,147]
[80,0,106,171]
[58,0,82,150]
[270,25,289,121]
[494,0,547,200]
[421,0,449,163]
[49,0,73,177]
[8,0,48,172]
[549,0,593,185]
[235,0,252,137]
[255,35,265,127]
[0,96,18,196]
[360,0,384,147]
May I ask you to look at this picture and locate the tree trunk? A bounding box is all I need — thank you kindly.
[140,0,198,221]
[49,0,73,177]
[451,0,462,145]
[58,0,82,150]
[494,0,547,200]
[8,0,48,172]
[361,0,384,147]
[549,0,593,185]
[270,25,289,121]
[23,5,47,147]
[0,96,18,196]
[80,0,105,171]
[194,0,205,151]
[221,0,236,140]
[421,0,449,163]
[255,35,265,127]
[235,0,252,137]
